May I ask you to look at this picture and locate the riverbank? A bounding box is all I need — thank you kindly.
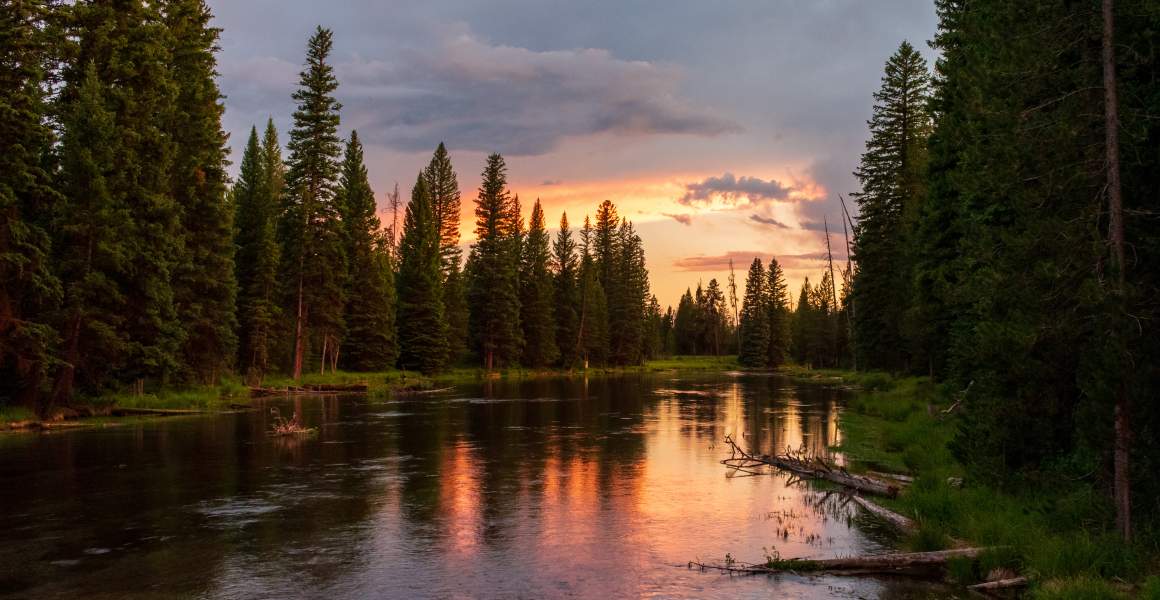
[820,369,1160,599]
[1,355,742,431]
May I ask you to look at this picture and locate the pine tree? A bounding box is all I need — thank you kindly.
[424,142,461,275]
[702,279,726,356]
[519,200,558,367]
[279,26,347,378]
[766,258,790,367]
[396,174,446,374]
[467,153,522,369]
[673,289,698,355]
[575,216,607,366]
[52,62,132,400]
[791,279,815,366]
[423,143,468,365]
[850,40,931,372]
[63,2,183,388]
[738,258,769,367]
[0,0,62,410]
[337,131,397,371]
[552,212,580,368]
[165,0,237,383]
[233,126,281,381]
[610,219,649,365]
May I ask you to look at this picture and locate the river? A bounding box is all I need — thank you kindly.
[0,372,947,598]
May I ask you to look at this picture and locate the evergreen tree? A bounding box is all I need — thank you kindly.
[766,258,790,367]
[849,40,931,372]
[279,26,346,378]
[702,279,726,356]
[0,0,62,410]
[738,258,769,367]
[672,288,698,355]
[337,131,397,371]
[233,126,281,381]
[519,200,558,367]
[396,174,446,374]
[63,2,183,388]
[423,142,468,364]
[791,279,815,366]
[610,219,649,365]
[467,153,522,369]
[552,212,580,368]
[576,217,607,366]
[52,63,132,400]
[165,0,237,383]
[643,295,664,360]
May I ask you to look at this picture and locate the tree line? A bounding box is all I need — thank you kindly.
[0,3,661,415]
[843,0,1158,541]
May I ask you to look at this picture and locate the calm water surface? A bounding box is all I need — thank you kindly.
[0,373,946,598]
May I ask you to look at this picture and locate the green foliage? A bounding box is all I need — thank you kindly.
[737,258,769,368]
[278,26,347,376]
[519,200,558,367]
[467,153,522,368]
[552,212,581,368]
[337,132,397,371]
[0,0,62,411]
[234,123,282,380]
[166,0,238,384]
[396,174,446,374]
[850,40,931,373]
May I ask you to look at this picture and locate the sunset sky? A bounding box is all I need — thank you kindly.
[207,0,939,308]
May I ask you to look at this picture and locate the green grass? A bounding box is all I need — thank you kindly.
[821,369,1158,593]
[95,376,250,411]
[0,405,37,423]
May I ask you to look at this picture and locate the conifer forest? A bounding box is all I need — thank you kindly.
[2,1,1159,598]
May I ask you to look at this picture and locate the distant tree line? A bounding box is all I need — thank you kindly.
[0,4,662,415]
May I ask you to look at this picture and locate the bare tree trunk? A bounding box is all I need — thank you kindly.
[292,272,305,380]
[319,335,327,375]
[1103,0,1130,542]
[839,194,858,372]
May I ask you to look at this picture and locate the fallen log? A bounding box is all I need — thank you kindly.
[850,495,916,532]
[692,547,994,577]
[111,407,204,416]
[722,434,900,498]
[967,577,1028,593]
[867,470,915,484]
[249,383,368,397]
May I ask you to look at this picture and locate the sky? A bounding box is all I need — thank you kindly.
[207,0,940,308]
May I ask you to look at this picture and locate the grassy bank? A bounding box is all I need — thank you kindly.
[2,355,741,430]
[825,370,1160,598]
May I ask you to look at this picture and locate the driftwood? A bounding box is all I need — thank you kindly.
[392,386,454,396]
[250,383,368,397]
[691,547,993,577]
[850,495,916,532]
[111,407,203,416]
[722,434,900,498]
[967,577,1028,593]
[867,470,915,484]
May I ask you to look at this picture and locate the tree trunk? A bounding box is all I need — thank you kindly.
[1102,0,1130,542]
[292,272,305,380]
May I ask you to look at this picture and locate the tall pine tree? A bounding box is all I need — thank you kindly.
[233,126,281,381]
[396,174,446,374]
[423,143,467,364]
[279,26,347,378]
[467,153,522,369]
[552,212,580,368]
[738,258,769,367]
[849,40,931,372]
[165,0,236,383]
[0,0,62,411]
[519,199,557,367]
[337,131,397,371]
[766,258,790,367]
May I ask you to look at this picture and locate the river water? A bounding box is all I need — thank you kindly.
[0,373,946,599]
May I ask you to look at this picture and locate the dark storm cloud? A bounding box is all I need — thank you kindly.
[674,250,847,272]
[218,26,740,156]
[664,213,694,226]
[678,172,794,208]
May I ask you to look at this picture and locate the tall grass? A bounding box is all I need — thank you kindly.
[829,369,1158,592]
